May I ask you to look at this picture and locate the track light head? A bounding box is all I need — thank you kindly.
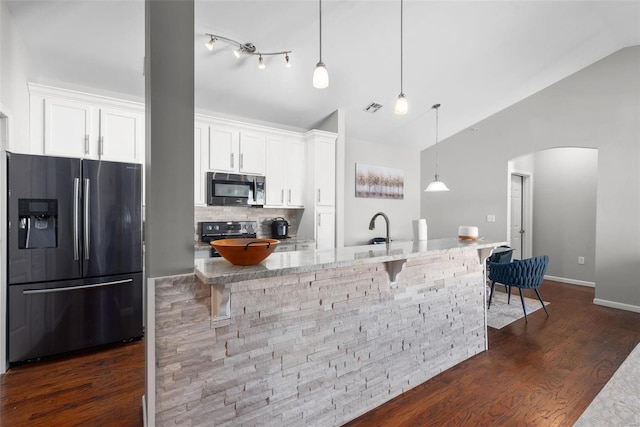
[205,36,216,51]
[258,55,266,69]
[285,54,291,68]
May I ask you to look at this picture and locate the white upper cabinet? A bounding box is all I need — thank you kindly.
[43,98,93,158]
[208,126,265,175]
[98,108,144,163]
[208,126,238,172]
[315,136,336,206]
[194,121,210,205]
[31,84,144,164]
[265,136,305,208]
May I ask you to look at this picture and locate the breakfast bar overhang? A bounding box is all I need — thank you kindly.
[149,239,503,426]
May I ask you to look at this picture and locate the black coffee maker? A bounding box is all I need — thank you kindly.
[270,217,289,239]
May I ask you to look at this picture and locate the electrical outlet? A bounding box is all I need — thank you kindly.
[578,256,585,265]
[487,214,496,223]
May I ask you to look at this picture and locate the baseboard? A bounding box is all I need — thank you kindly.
[544,275,595,288]
[593,298,640,313]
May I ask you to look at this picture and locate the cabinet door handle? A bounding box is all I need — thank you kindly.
[317,189,321,203]
[230,153,234,168]
[281,189,284,203]
[318,213,321,227]
[84,134,89,154]
[99,136,104,157]
[240,153,244,169]
[288,189,292,203]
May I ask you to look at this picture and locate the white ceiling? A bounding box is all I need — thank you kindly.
[6,0,640,150]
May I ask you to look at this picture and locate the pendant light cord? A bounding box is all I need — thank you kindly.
[400,0,404,94]
[319,0,323,63]
[433,103,441,176]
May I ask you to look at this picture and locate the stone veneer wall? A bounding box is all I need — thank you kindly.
[155,249,486,426]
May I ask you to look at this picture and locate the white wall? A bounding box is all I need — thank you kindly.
[421,46,640,311]
[345,137,420,246]
[0,0,32,153]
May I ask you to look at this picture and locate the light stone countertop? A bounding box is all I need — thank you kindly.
[195,238,504,285]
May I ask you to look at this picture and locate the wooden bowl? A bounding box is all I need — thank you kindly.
[211,238,280,266]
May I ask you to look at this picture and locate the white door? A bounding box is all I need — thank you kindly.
[265,136,286,206]
[239,132,266,175]
[510,174,524,259]
[316,208,335,250]
[209,126,238,172]
[286,140,306,207]
[99,108,143,163]
[44,98,93,158]
[315,138,336,206]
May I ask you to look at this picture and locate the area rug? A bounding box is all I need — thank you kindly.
[486,288,549,329]
[574,343,640,426]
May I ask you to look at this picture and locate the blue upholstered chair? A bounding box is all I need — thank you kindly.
[486,246,514,307]
[488,255,549,322]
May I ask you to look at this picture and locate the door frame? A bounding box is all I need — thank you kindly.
[1,103,12,373]
[507,167,533,259]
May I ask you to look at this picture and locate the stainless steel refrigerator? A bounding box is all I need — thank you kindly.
[6,152,143,364]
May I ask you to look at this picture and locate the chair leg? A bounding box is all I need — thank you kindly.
[507,285,512,304]
[535,288,549,317]
[488,281,496,308]
[518,288,528,322]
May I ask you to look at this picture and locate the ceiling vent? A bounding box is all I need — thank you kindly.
[364,102,383,113]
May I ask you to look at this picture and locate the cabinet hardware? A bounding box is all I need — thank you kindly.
[281,189,284,203]
[230,153,234,168]
[84,134,89,154]
[318,213,321,227]
[240,153,244,169]
[288,189,292,203]
[317,189,321,203]
[99,136,104,156]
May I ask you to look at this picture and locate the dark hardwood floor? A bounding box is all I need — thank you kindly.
[0,340,144,426]
[0,281,638,426]
[346,281,640,426]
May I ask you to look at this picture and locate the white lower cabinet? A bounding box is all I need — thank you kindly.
[316,208,336,250]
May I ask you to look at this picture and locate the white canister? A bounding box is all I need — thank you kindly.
[412,219,428,241]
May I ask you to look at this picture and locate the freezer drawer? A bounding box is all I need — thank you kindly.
[8,272,143,364]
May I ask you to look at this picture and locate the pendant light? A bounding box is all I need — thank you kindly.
[425,104,450,192]
[313,0,329,89]
[394,0,408,115]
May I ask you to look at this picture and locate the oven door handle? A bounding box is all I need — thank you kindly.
[22,279,133,295]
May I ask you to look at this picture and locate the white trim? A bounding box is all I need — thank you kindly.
[544,275,595,288]
[0,105,8,373]
[144,277,156,427]
[28,83,145,112]
[593,298,640,313]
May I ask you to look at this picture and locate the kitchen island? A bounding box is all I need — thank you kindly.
[152,239,502,426]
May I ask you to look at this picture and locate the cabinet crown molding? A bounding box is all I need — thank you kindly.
[28,83,144,112]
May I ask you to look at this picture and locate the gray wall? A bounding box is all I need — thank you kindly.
[421,46,640,310]
[527,148,598,283]
[345,137,420,246]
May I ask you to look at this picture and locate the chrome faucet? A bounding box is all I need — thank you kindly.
[369,212,390,246]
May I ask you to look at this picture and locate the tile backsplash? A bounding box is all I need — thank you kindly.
[194,206,304,241]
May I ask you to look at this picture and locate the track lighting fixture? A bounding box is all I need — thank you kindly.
[204,33,292,69]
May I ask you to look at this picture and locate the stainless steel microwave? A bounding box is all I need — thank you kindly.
[206,172,265,207]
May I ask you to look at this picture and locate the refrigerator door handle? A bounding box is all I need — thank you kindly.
[22,278,134,295]
[73,177,80,261]
[84,178,90,260]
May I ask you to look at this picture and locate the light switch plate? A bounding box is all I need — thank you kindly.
[487,214,496,223]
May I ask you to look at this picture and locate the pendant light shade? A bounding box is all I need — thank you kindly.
[313,0,329,89]
[313,62,329,89]
[394,0,407,115]
[424,103,450,192]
